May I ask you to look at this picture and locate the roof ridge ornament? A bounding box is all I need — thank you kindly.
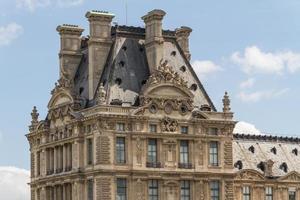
[29,106,39,131]
[223,91,231,113]
[146,59,188,89]
[96,83,106,105]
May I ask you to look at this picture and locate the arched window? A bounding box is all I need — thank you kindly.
[292,148,298,156]
[271,147,277,155]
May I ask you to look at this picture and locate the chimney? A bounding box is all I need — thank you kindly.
[56,24,84,81]
[175,26,192,61]
[142,9,166,73]
[85,11,115,100]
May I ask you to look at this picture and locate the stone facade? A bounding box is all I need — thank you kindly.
[27,9,300,200]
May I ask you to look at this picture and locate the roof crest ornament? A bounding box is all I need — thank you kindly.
[29,106,39,131]
[146,59,188,89]
[222,91,231,113]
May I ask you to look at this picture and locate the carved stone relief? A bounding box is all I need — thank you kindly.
[160,117,178,132]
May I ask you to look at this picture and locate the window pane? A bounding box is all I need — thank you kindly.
[149,180,159,200]
[148,139,157,163]
[87,180,93,200]
[117,179,127,200]
[87,139,93,165]
[116,137,126,164]
[209,142,218,166]
[180,141,189,164]
[180,180,190,200]
[210,181,220,200]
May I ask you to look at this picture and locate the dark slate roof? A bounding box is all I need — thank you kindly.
[74,25,216,110]
[233,133,300,177]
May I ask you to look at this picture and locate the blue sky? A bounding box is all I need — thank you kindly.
[0,0,300,173]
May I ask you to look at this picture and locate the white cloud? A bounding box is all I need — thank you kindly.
[240,78,255,89]
[16,0,84,11]
[231,46,300,75]
[192,60,223,79]
[57,0,84,7]
[16,0,51,11]
[237,88,290,103]
[0,23,23,47]
[233,121,262,135]
[0,167,30,200]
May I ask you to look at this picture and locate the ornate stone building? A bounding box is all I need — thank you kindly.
[26,9,300,200]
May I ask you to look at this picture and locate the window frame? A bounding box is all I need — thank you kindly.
[209,141,219,167]
[116,178,127,200]
[242,186,251,200]
[116,123,125,132]
[150,124,157,133]
[265,186,273,200]
[87,179,94,200]
[180,180,190,200]
[210,181,220,200]
[87,138,93,165]
[148,139,157,164]
[116,137,126,164]
[180,140,189,164]
[181,126,189,134]
[148,180,159,200]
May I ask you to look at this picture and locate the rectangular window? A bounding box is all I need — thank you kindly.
[180,140,189,164]
[210,181,220,200]
[116,123,125,132]
[116,137,126,164]
[150,124,157,133]
[243,186,251,200]
[117,178,127,200]
[289,189,296,200]
[181,126,189,134]
[209,142,219,166]
[265,187,273,200]
[148,180,159,200]
[208,128,218,135]
[180,180,190,200]
[87,179,93,200]
[37,151,40,176]
[148,139,157,163]
[87,138,93,165]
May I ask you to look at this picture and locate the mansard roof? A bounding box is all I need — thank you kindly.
[73,25,216,111]
[233,133,300,178]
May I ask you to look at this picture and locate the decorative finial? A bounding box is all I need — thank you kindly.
[223,91,231,113]
[96,83,106,104]
[29,106,39,131]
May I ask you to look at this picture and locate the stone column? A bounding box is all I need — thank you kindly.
[72,180,85,200]
[54,147,57,173]
[63,144,67,171]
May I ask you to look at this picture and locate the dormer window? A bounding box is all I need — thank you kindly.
[180,66,186,72]
[248,146,255,154]
[190,84,197,91]
[271,147,277,155]
[292,148,298,156]
[257,161,265,172]
[234,160,243,170]
[171,51,176,56]
[280,162,288,173]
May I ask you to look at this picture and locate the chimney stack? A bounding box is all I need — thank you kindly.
[56,24,84,81]
[175,26,192,61]
[85,10,115,100]
[142,9,166,73]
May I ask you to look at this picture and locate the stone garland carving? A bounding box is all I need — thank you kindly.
[96,136,111,164]
[197,140,204,166]
[145,59,188,89]
[136,137,144,164]
[224,141,233,166]
[135,179,145,200]
[96,177,111,200]
[95,83,106,105]
[225,181,234,200]
[236,171,264,180]
[160,117,178,132]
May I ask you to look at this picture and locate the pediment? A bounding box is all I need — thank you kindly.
[279,171,300,181]
[235,169,265,180]
[48,91,73,109]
